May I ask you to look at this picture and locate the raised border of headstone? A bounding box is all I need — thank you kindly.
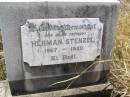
[0,80,113,97]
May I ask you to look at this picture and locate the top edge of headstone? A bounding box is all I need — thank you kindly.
[0,0,120,3]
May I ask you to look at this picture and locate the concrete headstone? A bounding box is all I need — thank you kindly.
[0,0,120,95]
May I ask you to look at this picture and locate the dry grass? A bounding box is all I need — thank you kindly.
[0,51,6,80]
[0,31,6,80]
[109,0,130,97]
[110,39,130,97]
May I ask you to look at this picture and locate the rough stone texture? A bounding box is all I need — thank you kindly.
[0,1,120,95]
[0,80,112,97]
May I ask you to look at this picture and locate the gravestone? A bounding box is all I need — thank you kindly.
[0,0,120,96]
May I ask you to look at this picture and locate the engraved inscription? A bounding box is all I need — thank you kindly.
[21,18,103,66]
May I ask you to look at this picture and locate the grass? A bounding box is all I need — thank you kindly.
[109,0,130,97]
[110,39,130,97]
[0,51,6,80]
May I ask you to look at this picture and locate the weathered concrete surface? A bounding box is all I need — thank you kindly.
[0,80,112,97]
